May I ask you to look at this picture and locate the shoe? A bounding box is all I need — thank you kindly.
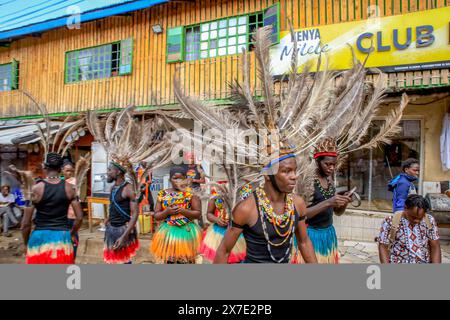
[3,232,12,237]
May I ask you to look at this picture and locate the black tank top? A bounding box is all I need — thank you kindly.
[34,180,71,231]
[306,180,335,229]
[109,183,131,227]
[243,192,300,263]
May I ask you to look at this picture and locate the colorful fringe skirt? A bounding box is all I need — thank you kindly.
[26,230,74,264]
[290,225,340,264]
[199,224,246,263]
[307,225,340,264]
[151,221,202,263]
[103,224,140,264]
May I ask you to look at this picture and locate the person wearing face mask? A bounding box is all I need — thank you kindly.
[150,166,202,264]
[388,158,420,213]
[378,194,441,264]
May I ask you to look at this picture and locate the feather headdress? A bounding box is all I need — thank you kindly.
[171,25,408,210]
[74,153,91,198]
[170,26,335,212]
[19,90,88,162]
[87,106,172,193]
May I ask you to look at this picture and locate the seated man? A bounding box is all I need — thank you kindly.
[0,185,22,237]
[378,194,441,264]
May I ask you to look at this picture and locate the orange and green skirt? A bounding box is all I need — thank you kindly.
[150,221,202,263]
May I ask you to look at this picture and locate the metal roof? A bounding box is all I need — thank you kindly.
[0,121,77,145]
[0,0,167,41]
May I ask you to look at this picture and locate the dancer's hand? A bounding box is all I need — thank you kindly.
[216,217,228,227]
[113,235,127,250]
[328,195,352,208]
[165,206,178,216]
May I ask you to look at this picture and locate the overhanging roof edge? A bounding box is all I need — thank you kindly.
[0,0,168,42]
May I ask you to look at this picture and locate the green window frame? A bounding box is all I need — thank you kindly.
[166,3,280,63]
[0,60,19,92]
[65,38,133,84]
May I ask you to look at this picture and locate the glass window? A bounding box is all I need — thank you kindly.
[183,8,279,61]
[186,26,201,61]
[0,64,12,92]
[337,120,422,212]
[66,43,119,83]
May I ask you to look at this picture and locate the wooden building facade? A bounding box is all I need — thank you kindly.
[0,0,448,119]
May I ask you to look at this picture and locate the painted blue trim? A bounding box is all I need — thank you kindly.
[0,0,168,41]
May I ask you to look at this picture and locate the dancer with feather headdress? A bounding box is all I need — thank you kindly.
[87,106,171,264]
[170,26,328,264]
[19,91,84,264]
[291,59,410,264]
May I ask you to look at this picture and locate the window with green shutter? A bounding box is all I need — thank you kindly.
[167,26,185,63]
[0,60,19,92]
[263,3,281,45]
[167,5,280,63]
[65,39,133,84]
[119,38,133,75]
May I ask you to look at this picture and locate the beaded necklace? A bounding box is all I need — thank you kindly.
[256,187,294,229]
[315,177,335,199]
[256,187,296,263]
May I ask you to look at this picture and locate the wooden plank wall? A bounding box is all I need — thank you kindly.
[0,0,448,118]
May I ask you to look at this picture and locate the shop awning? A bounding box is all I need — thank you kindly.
[0,0,168,42]
[0,121,76,145]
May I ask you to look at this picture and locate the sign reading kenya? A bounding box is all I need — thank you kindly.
[270,6,450,75]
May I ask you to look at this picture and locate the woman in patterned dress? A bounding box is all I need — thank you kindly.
[150,166,202,263]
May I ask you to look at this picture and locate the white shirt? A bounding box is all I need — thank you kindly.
[0,193,15,204]
[441,113,450,171]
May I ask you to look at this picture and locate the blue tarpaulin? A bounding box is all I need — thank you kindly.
[0,0,167,41]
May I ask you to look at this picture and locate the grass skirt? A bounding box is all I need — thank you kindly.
[151,221,202,263]
[26,230,74,264]
[103,224,140,264]
[199,224,246,263]
[291,225,340,264]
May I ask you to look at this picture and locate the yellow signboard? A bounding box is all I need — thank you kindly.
[270,6,450,75]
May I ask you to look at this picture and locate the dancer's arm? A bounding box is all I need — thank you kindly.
[306,194,351,219]
[214,199,249,264]
[66,183,83,237]
[206,199,227,227]
[294,196,318,263]
[21,183,43,247]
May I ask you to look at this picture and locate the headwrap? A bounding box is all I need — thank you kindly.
[44,152,63,169]
[111,161,127,174]
[170,165,187,178]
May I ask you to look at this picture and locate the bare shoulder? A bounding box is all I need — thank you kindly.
[232,195,257,226]
[292,194,306,207]
[32,180,45,191]
[65,181,77,199]
[292,194,307,216]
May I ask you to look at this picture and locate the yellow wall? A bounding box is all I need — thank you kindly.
[382,95,450,182]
